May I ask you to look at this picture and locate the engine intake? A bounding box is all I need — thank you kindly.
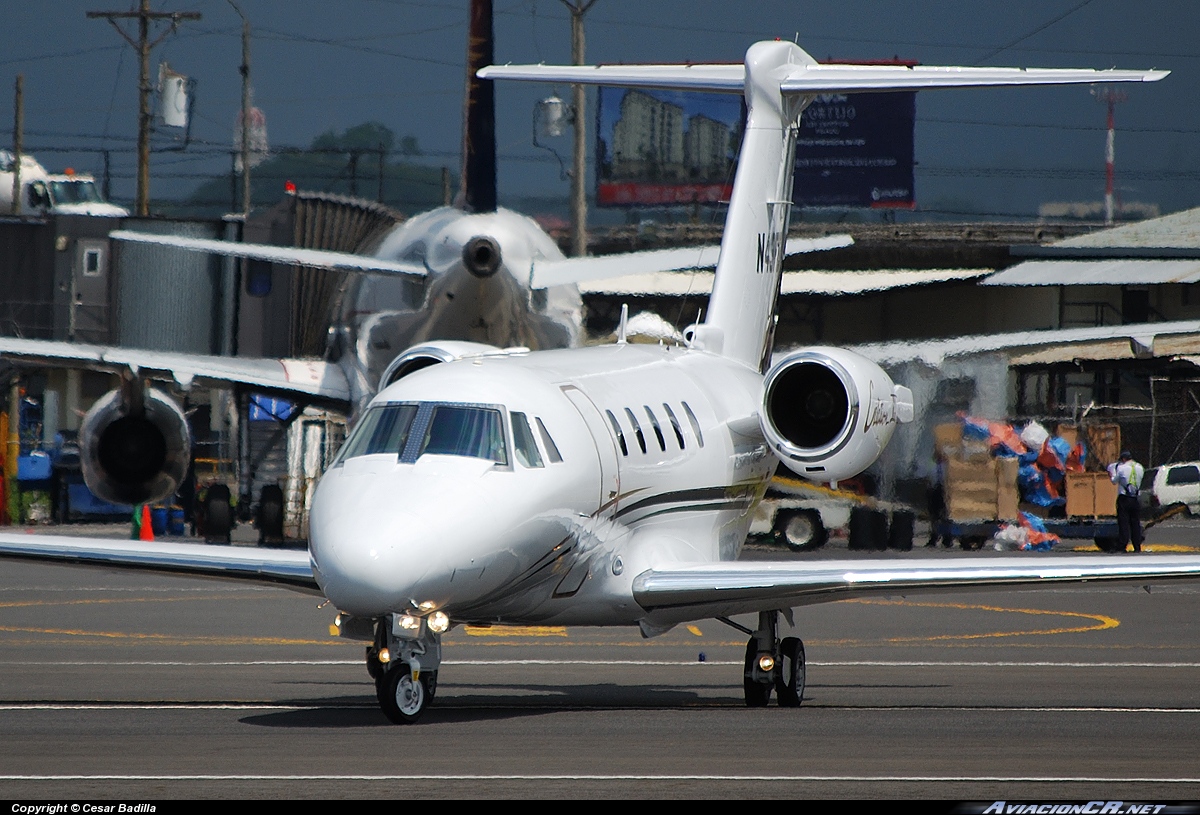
[762,347,913,484]
[79,387,192,506]
[462,236,501,278]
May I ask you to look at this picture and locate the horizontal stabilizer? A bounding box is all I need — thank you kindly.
[0,532,319,593]
[480,61,1167,95]
[531,234,852,289]
[633,554,1200,623]
[111,230,427,279]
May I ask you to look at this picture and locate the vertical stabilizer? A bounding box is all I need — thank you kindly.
[459,0,497,213]
[701,41,813,370]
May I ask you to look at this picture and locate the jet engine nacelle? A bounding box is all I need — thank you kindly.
[761,347,913,484]
[79,387,192,506]
[377,340,512,390]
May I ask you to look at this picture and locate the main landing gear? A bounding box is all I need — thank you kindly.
[722,610,805,708]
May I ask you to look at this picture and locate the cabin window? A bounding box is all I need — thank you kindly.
[420,405,508,465]
[644,406,666,452]
[334,403,418,463]
[536,417,563,463]
[682,401,704,448]
[662,403,685,449]
[605,409,628,457]
[511,411,545,468]
[624,407,647,454]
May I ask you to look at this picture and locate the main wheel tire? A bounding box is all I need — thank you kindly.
[257,484,285,545]
[203,484,233,544]
[774,509,828,552]
[743,638,772,708]
[378,662,431,724]
[1095,536,1121,553]
[775,636,806,707]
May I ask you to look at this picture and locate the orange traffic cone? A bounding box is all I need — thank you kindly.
[139,504,154,542]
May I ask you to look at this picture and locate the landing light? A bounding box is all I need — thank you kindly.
[378,648,391,664]
[758,654,775,672]
[428,611,450,633]
[417,600,436,612]
[398,614,421,631]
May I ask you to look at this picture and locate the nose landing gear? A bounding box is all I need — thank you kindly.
[369,614,443,724]
[726,610,806,708]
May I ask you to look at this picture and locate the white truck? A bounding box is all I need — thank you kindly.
[0,151,129,217]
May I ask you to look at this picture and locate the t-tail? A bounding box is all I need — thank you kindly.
[480,41,1167,369]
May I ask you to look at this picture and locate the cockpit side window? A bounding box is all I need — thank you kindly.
[535,417,563,463]
[420,405,508,465]
[333,403,418,464]
[511,411,545,468]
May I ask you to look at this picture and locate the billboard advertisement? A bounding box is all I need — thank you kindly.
[595,67,916,210]
[595,86,741,207]
[793,90,916,209]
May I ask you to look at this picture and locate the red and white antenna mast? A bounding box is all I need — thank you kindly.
[1092,86,1127,225]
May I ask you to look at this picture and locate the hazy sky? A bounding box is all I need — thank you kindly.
[3,1,1196,218]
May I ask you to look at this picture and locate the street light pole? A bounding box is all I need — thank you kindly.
[228,0,251,218]
[559,0,598,258]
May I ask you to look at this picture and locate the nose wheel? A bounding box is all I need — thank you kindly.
[733,611,806,708]
[377,662,436,724]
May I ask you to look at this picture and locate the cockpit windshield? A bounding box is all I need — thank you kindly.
[48,180,103,204]
[334,402,508,466]
[420,405,507,465]
[333,403,418,464]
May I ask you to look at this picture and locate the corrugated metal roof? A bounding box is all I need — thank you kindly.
[580,267,990,297]
[1056,206,1200,249]
[849,319,1200,366]
[983,258,1200,286]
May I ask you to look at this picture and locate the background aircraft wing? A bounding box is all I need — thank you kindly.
[633,555,1200,623]
[530,234,853,288]
[110,230,427,279]
[0,337,351,405]
[0,532,319,593]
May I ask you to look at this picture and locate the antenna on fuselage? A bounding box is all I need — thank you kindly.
[616,303,629,344]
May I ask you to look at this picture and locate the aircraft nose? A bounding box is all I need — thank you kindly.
[311,515,432,617]
[462,235,501,277]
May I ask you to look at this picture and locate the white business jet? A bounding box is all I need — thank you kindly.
[1,40,1194,725]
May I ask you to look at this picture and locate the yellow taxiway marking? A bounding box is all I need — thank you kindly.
[463,626,568,637]
[1069,544,1200,553]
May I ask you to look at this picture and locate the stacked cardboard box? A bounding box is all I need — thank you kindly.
[936,423,1020,522]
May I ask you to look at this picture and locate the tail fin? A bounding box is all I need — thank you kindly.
[481,42,1168,367]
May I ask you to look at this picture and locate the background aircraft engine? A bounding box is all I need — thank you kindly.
[761,347,913,484]
[79,387,192,506]
[377,340,508,390]
[462,235,502,278]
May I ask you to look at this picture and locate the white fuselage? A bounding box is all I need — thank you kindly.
[308,342,773,626]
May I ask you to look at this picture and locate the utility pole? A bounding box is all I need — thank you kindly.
[1093,86,1126,226]
[559,0,598,257]
[228,0,251,218]
[10,74,22,215]
[87,1,201,216]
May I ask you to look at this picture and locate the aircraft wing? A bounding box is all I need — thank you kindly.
[530,235,853,289]
[633,555,1200,624]
[0,337,351,405]
[110,230,427,280]
[0,532,319,593]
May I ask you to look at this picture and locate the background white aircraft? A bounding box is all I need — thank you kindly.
[0,1,848,512]
[1,40,1193,726]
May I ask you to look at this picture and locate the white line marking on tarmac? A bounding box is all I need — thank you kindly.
[2,702,1200,713]
[2,659,1200,667]
[2,774,1200,783]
